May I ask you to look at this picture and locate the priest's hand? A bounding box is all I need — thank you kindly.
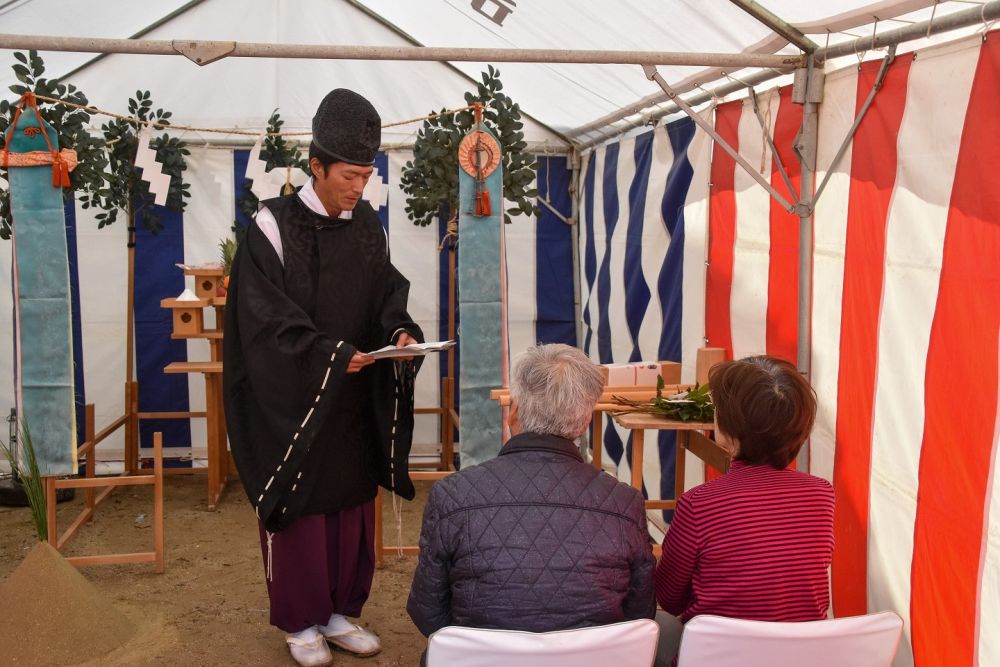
[347,351,375,373]
[394,331,418,361]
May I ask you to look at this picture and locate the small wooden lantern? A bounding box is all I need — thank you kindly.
[184,266,225,300]
[160,297,210,336]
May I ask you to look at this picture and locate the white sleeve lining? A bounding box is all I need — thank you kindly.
[255,205,283,265]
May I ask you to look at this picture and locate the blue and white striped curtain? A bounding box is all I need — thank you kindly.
[579,115,713,504]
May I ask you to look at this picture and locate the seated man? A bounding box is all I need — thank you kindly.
[407,344,655,645]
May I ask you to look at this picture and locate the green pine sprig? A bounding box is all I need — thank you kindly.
[1,420,48,541]
[612,376,715,423]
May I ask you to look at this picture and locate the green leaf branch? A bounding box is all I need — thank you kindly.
[613,377,716,423]
[82,90,190,234]
[400,65,539,229]
[0,50,108,240]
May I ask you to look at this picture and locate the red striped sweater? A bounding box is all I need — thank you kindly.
[654,460,835,622]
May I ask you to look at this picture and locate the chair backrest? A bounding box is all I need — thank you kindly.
[426,619,660,667]
[676,612,903,667]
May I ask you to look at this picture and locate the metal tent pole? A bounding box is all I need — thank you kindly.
[809,47,898,213]
[793,57,821,379]
[642,65,797,213]
[727,0,818,53]
[577,68,785,149]
[575,0,1000,148]
[820,0,1000,60]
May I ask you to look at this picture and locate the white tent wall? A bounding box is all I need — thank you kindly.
[2,2,1000,666]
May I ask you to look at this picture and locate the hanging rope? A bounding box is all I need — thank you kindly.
[437,214,459,252]
[27,92,475,137]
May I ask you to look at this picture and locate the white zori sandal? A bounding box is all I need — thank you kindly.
[285,632,334,667]
[323,623,382,657]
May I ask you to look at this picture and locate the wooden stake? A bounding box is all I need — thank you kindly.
[153,431,165,573]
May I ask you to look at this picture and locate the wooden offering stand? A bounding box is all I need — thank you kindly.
[45,410,166,572]
[160,266,231,508]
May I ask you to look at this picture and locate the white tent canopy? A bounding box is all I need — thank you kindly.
[0,0,992,148]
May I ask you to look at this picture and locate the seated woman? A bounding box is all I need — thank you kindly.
[654,355,834,665]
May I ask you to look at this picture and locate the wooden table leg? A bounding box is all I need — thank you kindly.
[205,373,221,509]
[592,411,604,471]
[215,376,229,495]
[675,431,688,502]
[630,428,644,492]
[441,377,453,472]
[153,431,165,573]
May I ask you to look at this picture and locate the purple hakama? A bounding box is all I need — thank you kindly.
[257,500,376,633]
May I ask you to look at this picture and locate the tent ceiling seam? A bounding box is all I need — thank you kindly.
[339,0,573,147]
[53,0,208,83]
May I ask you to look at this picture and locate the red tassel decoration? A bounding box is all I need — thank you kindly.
[476,190,492,217]
[51,155,71,188]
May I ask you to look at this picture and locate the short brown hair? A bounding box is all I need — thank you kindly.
[708,355,816,469]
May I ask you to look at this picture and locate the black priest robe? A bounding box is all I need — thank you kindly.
[223,192,422,533]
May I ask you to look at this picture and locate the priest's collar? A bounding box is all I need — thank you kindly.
[299,178,353,220]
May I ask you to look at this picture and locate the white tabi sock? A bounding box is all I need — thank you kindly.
[319,613,355,636]
[286,626,322,643]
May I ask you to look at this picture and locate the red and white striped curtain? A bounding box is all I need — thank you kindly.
[706,32,1000,667]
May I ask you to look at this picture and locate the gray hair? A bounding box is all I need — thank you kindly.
[510,344,605,439]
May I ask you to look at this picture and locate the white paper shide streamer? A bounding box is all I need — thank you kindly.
[362,167,388,208]
[246,133,309,201]
[134,126,171,206]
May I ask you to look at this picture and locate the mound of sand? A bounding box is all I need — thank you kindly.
[0,541,136,665]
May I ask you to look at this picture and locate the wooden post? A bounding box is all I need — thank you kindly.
[630,428,645,491]
[124,381,141,474]
[696,347,727,386]
[675,431,688,501]
[441,377,454,472]
[153,431,165,573]
[125,207,136,471]
[445,238,457,471]
[591,411,604,471]
[84,403,96,510]
[45,476,57,544]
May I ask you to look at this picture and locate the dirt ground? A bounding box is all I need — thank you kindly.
[0,475,433,666]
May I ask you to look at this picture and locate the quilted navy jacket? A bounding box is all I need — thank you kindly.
[406,432,656,636]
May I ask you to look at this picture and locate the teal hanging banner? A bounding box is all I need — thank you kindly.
[3,95,78,475]
[456,113,507,467]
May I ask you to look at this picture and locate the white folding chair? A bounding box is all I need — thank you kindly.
[426,619,660,667]
[676,611,903,667]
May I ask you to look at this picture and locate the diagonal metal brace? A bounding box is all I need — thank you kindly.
[749,87,800,207]
[727,0,819,54]
[809,45,897,213]
[642,65,797,214]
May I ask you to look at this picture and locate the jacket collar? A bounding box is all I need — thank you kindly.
[498,432,583,462]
